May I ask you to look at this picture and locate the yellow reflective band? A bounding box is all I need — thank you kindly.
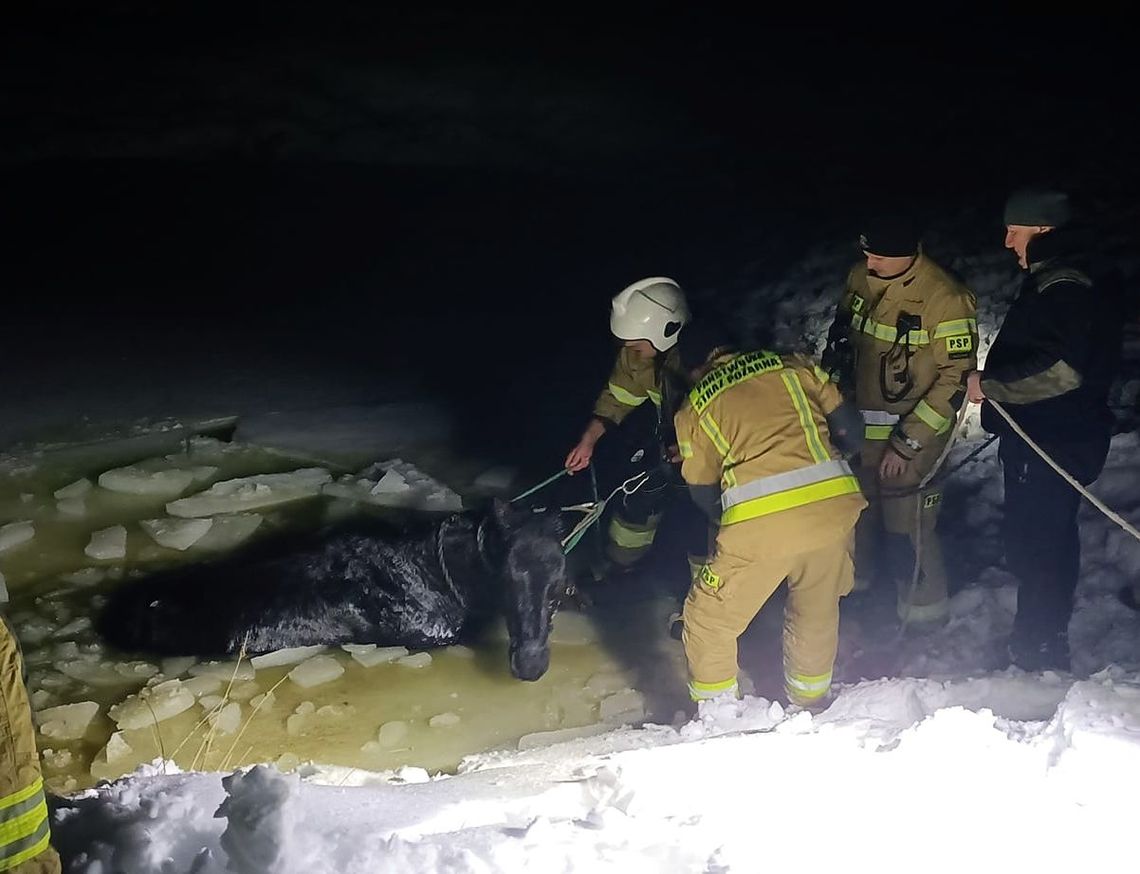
[914,400,951,434]
[858,317,930,346]
[722,467,738,488]
[785,670,832,699]
[689,351,784,413]
[677,440,693,459]
[698,564,721,590]
[0,800,48,856]
[721,475,861,525]
[0,832,51,871]
[689,677,739,701]
[864,424,894,440]
[813,365,831,384]
[607,517,657,549]
[608,382,647,407]
[0,780,43,813]
[647,389,662,408]
[781,371,829,463]
[933,318,978,338]
[699,414,734,461]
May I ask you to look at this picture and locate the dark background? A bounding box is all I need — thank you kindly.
[3,5,1137,468]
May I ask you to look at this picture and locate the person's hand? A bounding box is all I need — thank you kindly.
[565,437,597,472]
[666,444,682,464]
[879,447,909,480]
[966,370,986,404]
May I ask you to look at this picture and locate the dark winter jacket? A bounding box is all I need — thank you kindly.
[981,226,1122,475]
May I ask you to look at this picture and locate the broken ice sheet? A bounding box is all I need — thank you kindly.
[35,701,101,741]
[287,655,345,688]
[109,679,195,730]
[53,478,93,500]
[0,521,35,553]
[140,517,213,551]
[165,469,331,518]
[84,526,127,561]
[342,644,408,668]
[250,645,326,670]
[98,464,217,498]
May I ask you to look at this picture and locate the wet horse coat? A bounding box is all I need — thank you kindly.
[97,501,568,680]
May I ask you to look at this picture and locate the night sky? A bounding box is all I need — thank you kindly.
[3,5,1136,462]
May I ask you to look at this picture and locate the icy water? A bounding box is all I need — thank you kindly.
[0,432,689,794]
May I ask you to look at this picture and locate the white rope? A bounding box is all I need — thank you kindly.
[989,399,1140,542]
[560,470,651,551]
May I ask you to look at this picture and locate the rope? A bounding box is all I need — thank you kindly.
[988,399,1140,543]
[509,468,571,503]
[560,470,651,554]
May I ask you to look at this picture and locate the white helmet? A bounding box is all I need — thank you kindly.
[609,277,690,351]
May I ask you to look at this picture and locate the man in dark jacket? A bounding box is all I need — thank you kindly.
[967,188,1122,671]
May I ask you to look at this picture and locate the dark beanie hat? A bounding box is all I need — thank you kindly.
[677,320,735,372]
[1003,188,1071,228]
[859,214,921,258]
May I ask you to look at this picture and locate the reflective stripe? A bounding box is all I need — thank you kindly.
[860,410,900,425]
[864,425,894,441]
[785,670,832,699]
[607,516,658,549]
[607,382,647,407]
[0,778,50,870]
[854,315,930,346]
[781,372,829,463]
[933,317,978,338]
[721,459,853,511]
[699,414,734,461]
[646,389,662,408]
[688,677,738,701]
[677,440,693,459]
[913,399,951,434]
[812,365,831,384]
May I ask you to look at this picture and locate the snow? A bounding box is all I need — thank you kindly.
[166,468,332,517]
[84,525,127,560]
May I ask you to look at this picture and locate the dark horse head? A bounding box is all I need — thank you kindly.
[486,499,569,681]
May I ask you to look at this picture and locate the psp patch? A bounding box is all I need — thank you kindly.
[923,493,942,509]
[698,565,721,591]
[945,334,974,358]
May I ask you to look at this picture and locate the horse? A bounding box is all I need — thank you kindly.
[96,499,570,681]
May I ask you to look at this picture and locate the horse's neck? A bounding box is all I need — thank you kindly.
[434,515,497,610]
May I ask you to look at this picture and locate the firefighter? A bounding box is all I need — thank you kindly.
[822,215,978,625]
[564,277,700,578]
[0,616,60,873]
[674,322,866,709]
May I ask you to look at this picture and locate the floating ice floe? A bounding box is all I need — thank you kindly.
[376,720,409,748]
[287,655,345,688]
[166,468,332,518]
[189,661,256,682]
[429,712,461,729]
[57,498,88,518]
[250,691,276,712]
[321,459,463,512]
[35,701,101,741]
[208,702,242,736]
[98,463,218,498]
[57,659,158,687]
[250,645,327,670]
[182,676,224,699]
[59,568,106,587]
[341,644,408,668]
[84,526,127,561]
[139,517,213,551]
[109,679,195,730]
[101,732,133,764]
[0,521,35,553]
[53,478,93,500]
[397,652,433,670]
[229,682,262,702]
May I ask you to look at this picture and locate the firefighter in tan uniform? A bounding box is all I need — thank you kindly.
[674,323,866,708]
[0,617,60,873]
[565,277,693,573]
[822,217,977,624]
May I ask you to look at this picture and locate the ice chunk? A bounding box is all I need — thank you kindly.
[0,571,6,605]
[317,704,355,719]
[59,568,105,587]
[517,724,610,751]
[0,521,35,553]
[166,468,332,518]
[103,732,133,763]
[30,689,56,709]
[161,657,197,678]
[84,525,127,561]
[36,701,100,741]
[370,469,412,495]
[140,517,213,551]
[377,721,409,748]
[183,676,224,698]
[200,695,226,712]
[250,691,276,712]
[287,655,345,688]
[58,658,159,688]
[208,702,242,736]
[286,701,316,736]
[550,611,600,645]
[54,478,93,500]
[189,660,255,681]
[428,712,461,728]
[599,689,646,724]
[192,513,263,552]
[342,644,408,668]
[585,672,635,699]
[42,748,74,770]
[447,645,476,659]
[109,679,195,730]
[17,618,55,646]
[98,465,217,498]
[230,681,262,702]
[397,652,433,670]
[57,498,87,518]
[275,753,300,772]
[53,617,93,639]
[250,645,327,670]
